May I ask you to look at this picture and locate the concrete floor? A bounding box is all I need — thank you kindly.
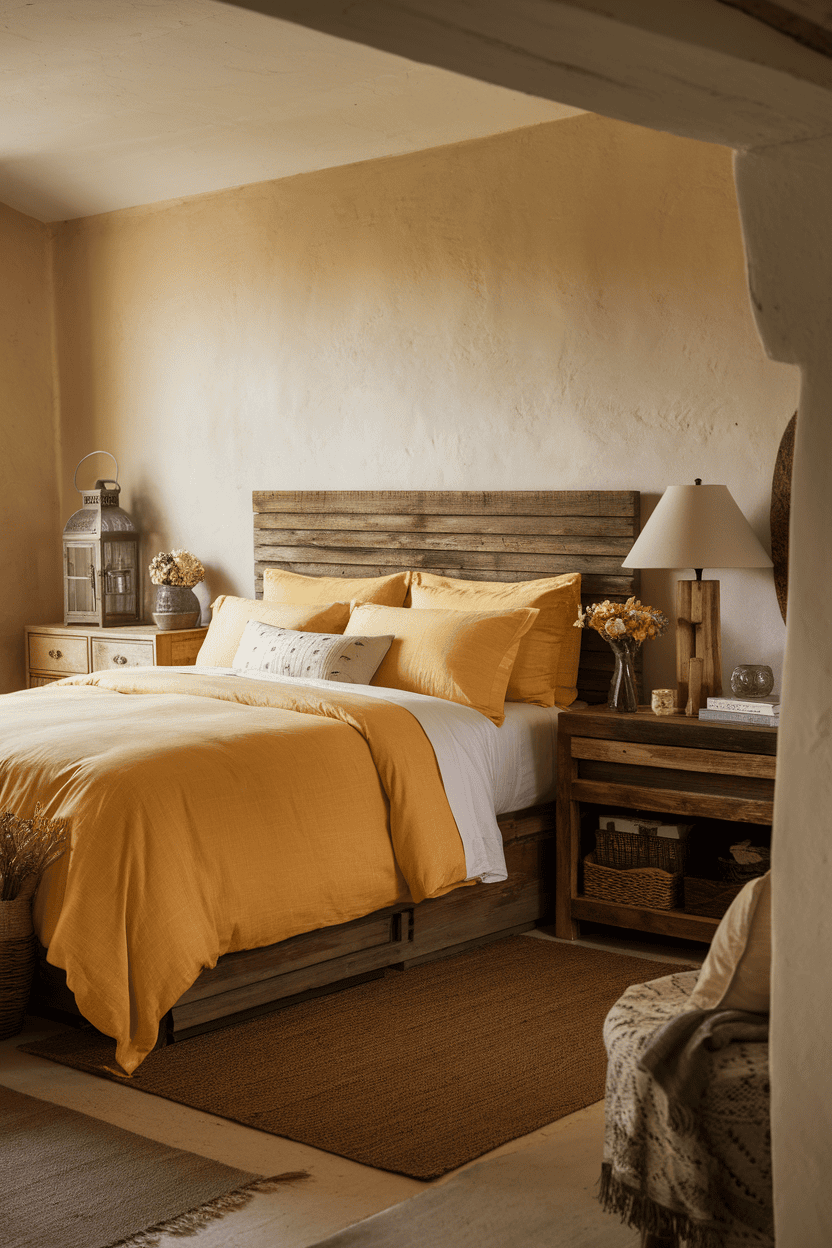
[1,929,702,1247]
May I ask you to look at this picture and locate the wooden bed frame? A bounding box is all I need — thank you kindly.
[33,490,640,1042]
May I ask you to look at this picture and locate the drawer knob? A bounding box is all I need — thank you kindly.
[48,649,62,660]
[113,655,128,665]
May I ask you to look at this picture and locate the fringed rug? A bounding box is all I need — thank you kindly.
[1,1084,306,1248]
[20,936,694,1180]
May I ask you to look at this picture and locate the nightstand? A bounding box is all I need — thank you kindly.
[555,705,777,943]
[24,622,208,688]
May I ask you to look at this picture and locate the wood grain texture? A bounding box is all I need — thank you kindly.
[570,896,718,942]
[570,737,777,779]
[556,705,776,942]
[675,579,722,703]
[253,489,641,705]
[254,489,638,517]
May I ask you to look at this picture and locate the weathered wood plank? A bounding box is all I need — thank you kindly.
[570,896,718,941]
[572,737,777,779]
[555,706,778,756]
[253,489,639,518]
[497,802,555,843]
[577,758,775,802]
[255,512,638,537]
[255,529,635,558]
[254,544,632,575]
[571,778,773,823]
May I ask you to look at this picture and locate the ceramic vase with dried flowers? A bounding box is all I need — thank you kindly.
[575,597,669,712]
[149,549,205,630]
[0,805,68,1038]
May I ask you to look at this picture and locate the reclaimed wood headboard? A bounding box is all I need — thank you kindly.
[252,490,640,704]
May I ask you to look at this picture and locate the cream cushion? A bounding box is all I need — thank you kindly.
[232,619,394,684]
[687,871,771,1013]
[408,571,582,707]
[196,598,350,668]
[346,602,538,726]
[263,568,409,607]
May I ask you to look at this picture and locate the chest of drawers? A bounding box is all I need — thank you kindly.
[25,623,208,688]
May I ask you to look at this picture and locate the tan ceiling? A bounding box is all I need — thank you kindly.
[0,0,583,223]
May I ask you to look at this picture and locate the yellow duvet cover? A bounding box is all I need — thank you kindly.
[0,670,468,1072]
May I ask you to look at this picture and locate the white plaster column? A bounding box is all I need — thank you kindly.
[734,135,832,1244]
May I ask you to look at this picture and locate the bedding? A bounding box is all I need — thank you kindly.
[232,619,393,684]
[492,702,563,814]
[2,668,509,1074]
[195,596,350,667]
[262,567,409,607]
[408,571,582,707]
[344,602,539,726]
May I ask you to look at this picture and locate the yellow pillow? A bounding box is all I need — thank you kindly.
[263,568,409,607]
[345,603,539,726]
[196,597,350,668]
[408,572,582,707]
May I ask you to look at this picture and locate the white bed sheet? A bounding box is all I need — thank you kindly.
[493,701,579,815]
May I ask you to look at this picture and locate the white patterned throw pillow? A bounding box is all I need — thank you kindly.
[232,619,394,685]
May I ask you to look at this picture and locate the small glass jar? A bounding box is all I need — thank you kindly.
[651,688,676,716]
[730,664,774,699]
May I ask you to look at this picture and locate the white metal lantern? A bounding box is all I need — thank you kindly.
[63,452,141,627]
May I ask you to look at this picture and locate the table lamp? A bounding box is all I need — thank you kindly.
[621,481,773,710]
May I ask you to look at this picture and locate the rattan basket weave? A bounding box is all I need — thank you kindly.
[0,895,36,1040]
[718,852,770,884]
[582,853,681,910]
[683,876,744,919]
[594,827,688,874]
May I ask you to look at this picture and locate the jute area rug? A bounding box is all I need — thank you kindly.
[1,1084,306,1248]
[20,936,692,1181]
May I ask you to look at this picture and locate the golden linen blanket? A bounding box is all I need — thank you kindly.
[0,670,468,1073]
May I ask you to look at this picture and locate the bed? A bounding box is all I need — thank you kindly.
[14,489,639,1073]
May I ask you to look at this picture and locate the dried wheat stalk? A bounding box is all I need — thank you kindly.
[0,805,68,901]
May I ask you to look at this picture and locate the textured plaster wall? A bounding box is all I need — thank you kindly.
[734,135,832,1244]
[51,112,798,693]
[0,203,59,693]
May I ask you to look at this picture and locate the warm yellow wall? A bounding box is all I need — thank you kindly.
[52,113,798,689]
[0,203,59,693]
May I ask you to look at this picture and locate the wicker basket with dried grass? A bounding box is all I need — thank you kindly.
[0,806,68,1039]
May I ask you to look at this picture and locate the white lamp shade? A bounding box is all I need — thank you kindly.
[622,484,773,572]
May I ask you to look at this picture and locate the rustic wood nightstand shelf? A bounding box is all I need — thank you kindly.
[555,705,777,943]
[24,622,208,688]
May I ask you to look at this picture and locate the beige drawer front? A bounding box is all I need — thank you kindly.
[28,633,89,675]
[92,638,155,671]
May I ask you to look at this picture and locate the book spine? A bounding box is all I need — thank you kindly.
[706,697,779,715]
[699,708,779,726]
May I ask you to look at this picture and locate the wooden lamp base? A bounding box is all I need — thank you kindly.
[675,578,722,714]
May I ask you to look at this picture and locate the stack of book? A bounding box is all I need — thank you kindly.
[699,694,780,727]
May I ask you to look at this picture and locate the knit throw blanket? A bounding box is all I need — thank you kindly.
[600,971,773,1248]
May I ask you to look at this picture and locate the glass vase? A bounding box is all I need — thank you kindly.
[606,636,640,713]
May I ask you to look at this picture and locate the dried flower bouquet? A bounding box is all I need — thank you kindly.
[149,549,204,588]
[574,597,669,643]
[575,597,669,712]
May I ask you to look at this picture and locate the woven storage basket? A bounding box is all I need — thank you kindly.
[718,852,770,885]
[683,876,745,918]
[582,853,681,910]
[594,827,688,874]
[0,895,36,1040]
